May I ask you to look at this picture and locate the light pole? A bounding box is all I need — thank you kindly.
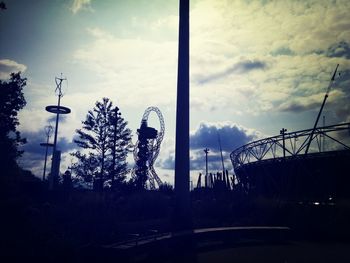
[40,125,53,181]
[46,74,71,190]
[280,128,287,158]
[204,148,209,188]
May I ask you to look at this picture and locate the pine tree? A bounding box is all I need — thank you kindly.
[70,151,98,183]
[108,106,133,188]
[72,98,132,190]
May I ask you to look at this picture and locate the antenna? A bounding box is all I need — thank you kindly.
[305,64,339,154]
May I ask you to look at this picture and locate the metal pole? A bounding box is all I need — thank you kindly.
[280,128,287,158]
[323,115,325,152]
[42,133,51,180]
[42,124,53,181]
[305,64,339,154]
[49,76,65,190]
[174,0,191,231]
[204,148,209,188]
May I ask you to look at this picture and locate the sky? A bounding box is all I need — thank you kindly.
[1,0,349,186]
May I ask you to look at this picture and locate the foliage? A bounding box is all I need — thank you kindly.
[70,152,98,183]
[0,72,27,174]
[72,98,133,190]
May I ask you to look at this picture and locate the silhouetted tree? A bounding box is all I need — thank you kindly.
[72,98,132,191]
[0,72,27,175]
[70,151,98,183]
[108,106,133,188]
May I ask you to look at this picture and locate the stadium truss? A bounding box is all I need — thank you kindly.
[230,122,350,199]
[231,122,350,171]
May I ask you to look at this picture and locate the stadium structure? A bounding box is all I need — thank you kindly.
[230,65,350,202]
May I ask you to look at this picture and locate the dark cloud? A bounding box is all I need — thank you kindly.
[157,150,232,172]
[157,122,260,171]
[190,150,231,171]
[21,131,47,155]
[21,131,76,155]
[270,46,295,56]
[158,155,175,170]
[278,101,319,113]
[19,152,44,177]
[190,122,259,152]
[19,131,77,175]
[326,41,350,59]
[189,122,259,171]
[196,59,267,84]
[279,69,350,121]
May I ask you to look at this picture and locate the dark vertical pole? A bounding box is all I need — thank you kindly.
[204,148,209,188]
[49,94,61,190]
[280,128,287,159]
[322,115,325,152]
[305,64,339,155]
[174,0,191,231]
[42,135,49,181]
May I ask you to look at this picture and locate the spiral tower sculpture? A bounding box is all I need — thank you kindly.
[133,107,165,189]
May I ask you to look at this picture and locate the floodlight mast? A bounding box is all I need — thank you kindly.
[305,64,339,155]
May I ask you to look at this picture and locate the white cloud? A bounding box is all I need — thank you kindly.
[189,0,350,117]
[0,59,27,79]
[73,27,178,108]
[16,0,350,179]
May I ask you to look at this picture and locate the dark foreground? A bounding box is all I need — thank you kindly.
[1,173,350,262]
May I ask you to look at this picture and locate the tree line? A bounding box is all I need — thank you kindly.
[0,72,161,192]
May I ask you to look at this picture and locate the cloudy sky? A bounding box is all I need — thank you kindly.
[1,0,349,185]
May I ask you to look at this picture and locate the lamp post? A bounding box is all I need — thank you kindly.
[46,75,71,190]
[280,128,287,158]
[204,148,209,188]
[40,125,53,181]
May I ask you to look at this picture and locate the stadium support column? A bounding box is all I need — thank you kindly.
[174,0,191,231]
[280,128,287,159]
